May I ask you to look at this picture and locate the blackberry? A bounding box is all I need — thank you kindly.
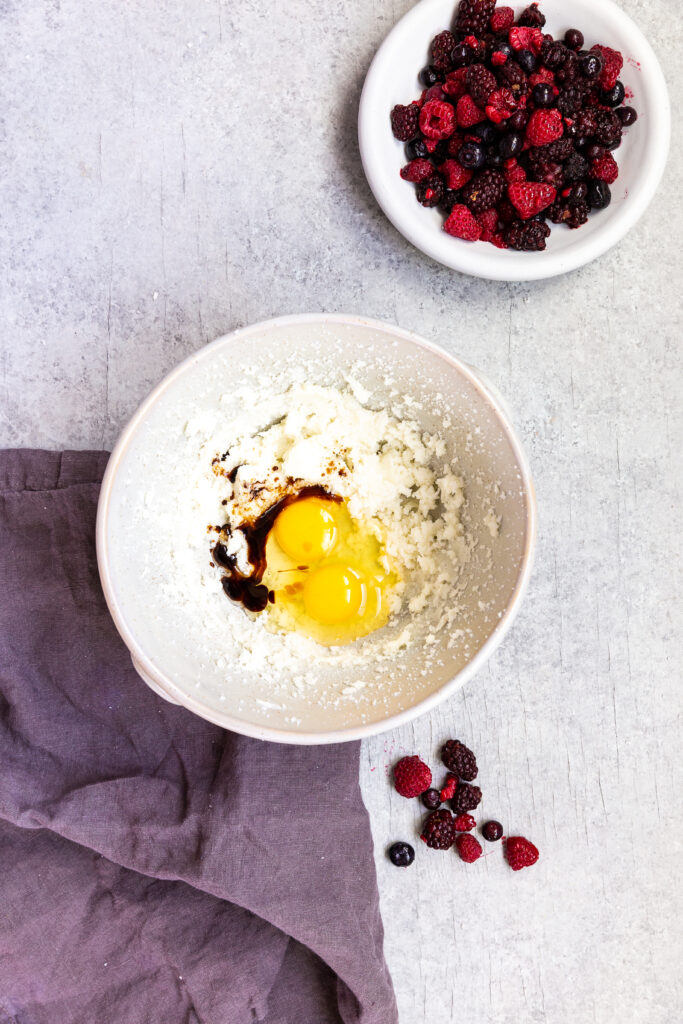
[518,3,545,28]
[549,199,589,228]
[529,160,564,189]
[496,60,528,98]
[562,152,589,182]
[593,110,622,148]
[421,788,442,809]
[388,841,415,867]
[556,84,587,117]
[601,81,626,107]
[421,809,457,850]
[416,176,445,207]
[406,138,429,161]
[618,106,638,127]
[504,218,551,251]
[572,108,600,139]
[466,63,497,107]
[545,43,568,70]
[390,103,419,141]
[516,49,537,74]
[441,739,478,780]
[461,168,505,213]
[451,782,483,813]
[455,0,496,37]
[587,179,611,209]
[556,51,581,85]
[564,29,584,52]
[482,820,504,842]
[430,30,457,71]
[419,65,441,88]
[542,137,575,161]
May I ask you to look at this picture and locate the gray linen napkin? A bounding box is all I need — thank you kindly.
[0,450,397,1024]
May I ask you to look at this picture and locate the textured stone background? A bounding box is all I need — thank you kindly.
[1,1,682,1022]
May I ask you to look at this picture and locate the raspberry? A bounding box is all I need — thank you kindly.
[453,813,477,831]
[446,131,466,156]
[504,218,551,250]
[455,833,483,862]
[430,30,457,71]
[419,99,456,139]
[590,44,623,90]
[489,6,514,33]
[451,782,482,813]
[390,103,420,141]
[438,159,473,190]
[444,203,482,241]
[518,3,545,28]
[590,152,619,184]
[529,68,555,87]
[477,207,499,240]
[505,161,526,183]
[466,64,497,107]
[441,739,478,780]
[393,755,432,798]
[505,835,540,870]
[421,809,457,850]
[491,51,508,67]
[548,199,589,228]
[525,108,564,146]
[400,158,434,183]
[485,88,518,124]
[440,773,458,801]
[456,94,486,128]
[443,68,469,99]
[508,180,556,219]
[416,175,445,207]
[461,168,505,213]
[508,26,543,54]
[456,0,496,37]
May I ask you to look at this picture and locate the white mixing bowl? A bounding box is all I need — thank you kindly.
[97,315,536,743]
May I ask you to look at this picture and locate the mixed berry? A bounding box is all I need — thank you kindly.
[387,740,539,872]
[390,0,637,251]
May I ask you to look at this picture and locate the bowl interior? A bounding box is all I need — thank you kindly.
[101,317,533,740]
[359,0,669,280]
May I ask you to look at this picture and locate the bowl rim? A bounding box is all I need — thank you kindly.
[358,0,671,282]
[97,313,537,744]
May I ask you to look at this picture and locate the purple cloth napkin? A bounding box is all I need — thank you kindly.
[0,450,397,1024]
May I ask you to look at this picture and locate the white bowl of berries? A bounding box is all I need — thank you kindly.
[358,0,670,280]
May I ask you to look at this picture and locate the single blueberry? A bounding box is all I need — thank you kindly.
[532,83,554,108]
[388,842,415,867]
[498,131,523,159]
[587,180,611,210]
[516,48,537,73]
[601,81,626,107]
[458,141,486,170]
[419,65,440,88]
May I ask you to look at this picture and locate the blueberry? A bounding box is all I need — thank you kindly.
[580,53,602,79]
[601,81,626,107]
[421,788,442,809]
[564,28,584,51]
[471,121,496,144]
[588,180,611,210]
[451,42,472,68]
[405,138,428,161]
[388,841,415,867]
[485,146,503,168]
[498,131,523,159]
[481,820,503,842]
[532,83,554,108]
[567,181,588,205]
[458,141,486,170]
[604,138,622,152]
[617,106,638,126]
[516,48,537,73]
[419,65,440,88]
[508,110,529,132]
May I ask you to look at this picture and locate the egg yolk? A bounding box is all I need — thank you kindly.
[273,497,339,563]
[303,564,365,624]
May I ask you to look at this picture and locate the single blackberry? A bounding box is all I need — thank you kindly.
[390,103,419,141]
[420,809,457,850]
[461,168,505,213]
[431,30,457,70]
[455,0,496,37]
[421,787,443,809]
[441,739,478,780]
[556,84,587,117]
[388,842,415,867]
[416,175,445,207]
[618,106,638,126]
[482,820,504,842]
[571,108,600,140]
[541,137,575,162]
[587,179,611,209]
[564,29,584,52]
[548,199,589,228]
[496,60,528,98]
[504,218,551,251]
[451,782,483,813]
[555,51,580,85]
[466,63,497,107]
[419,65,442,88]
[518,3,545,28]
[529,160,564,189]
[545,42,568,70]
[593,110,622,148]
[562,152,589,182]
[406,138,429,161]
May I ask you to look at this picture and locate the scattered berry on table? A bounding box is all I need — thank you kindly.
[482,820,504,842]
[440,773,459,802]
[421,788,442,810]
[393,755,432,798]
[455,833,483,862]
[451,782,483,813]
[505,835,540,871]
[421,809,458,850]
[453,813,477,832]
[388,842,416,867]
[441,739,478,780]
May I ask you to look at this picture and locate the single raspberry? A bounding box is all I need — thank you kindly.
[590,44,623,90]
[525,108,564,146]
[504,218,551,250]
[508,180,556,219]
[490,232,509,248]
[444,203,482,241]
[440,773,458,802]
[400,158,434,183]
[461,168,505,213]
[590,152,619,184]
[491,51,508,67]
[548,199,589,228]
[529,68,556,87]
[393,755,432,798]
[443,67,469,99]
[441,739,478,780]
[430,30,457,71]
[438,159,473,190]
[421,809,457,850]
[518,3,545,28]
[451,782,482,813]
[466,64,497,107]
[456,94,486,128]
[505,161,527,183]
[390,103,420,141]
[489,6,514,32]
[416,175,445,207]
[477,207,499,241]
[505,835,540,870]
[453,813,477,832]
[419,99,456,139]
[455,833,483,862]
[446,131,466,156]
[508,26,544,54]
[456,0,496,37]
